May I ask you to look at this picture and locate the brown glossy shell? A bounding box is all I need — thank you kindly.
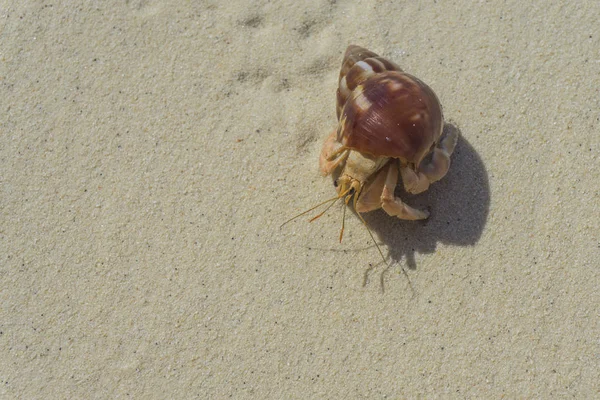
[336,45,443,165]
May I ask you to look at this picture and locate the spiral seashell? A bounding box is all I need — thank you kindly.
[335,45,443,166]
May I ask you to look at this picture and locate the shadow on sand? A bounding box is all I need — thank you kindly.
[362,123,490,273]
[287,123,490,289]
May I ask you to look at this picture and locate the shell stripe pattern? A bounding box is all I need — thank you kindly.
[336,45,401,119]
[335,46,443,164]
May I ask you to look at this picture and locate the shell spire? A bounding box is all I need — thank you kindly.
[336,45,402,119]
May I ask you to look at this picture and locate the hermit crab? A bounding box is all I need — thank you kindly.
[285,45,457,254]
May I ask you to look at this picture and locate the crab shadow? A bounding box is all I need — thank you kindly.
[362,123,490,270]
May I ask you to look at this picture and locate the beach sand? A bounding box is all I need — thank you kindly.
[1,0,598,397]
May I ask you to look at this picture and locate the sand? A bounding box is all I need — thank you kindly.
[1,0,599,398]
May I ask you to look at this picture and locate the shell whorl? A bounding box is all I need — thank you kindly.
[335,45,444,164]
[336,45,402,119]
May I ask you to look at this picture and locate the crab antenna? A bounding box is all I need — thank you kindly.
[338,185,357,243]
[309,197,340,223]
[355,211,387,266]
[309,186,356,226]
[280,194,340,228]
[339,199,347,243]
[355,211,414,293]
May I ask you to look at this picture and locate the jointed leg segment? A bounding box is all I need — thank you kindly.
[381,163,430,220]
[418,128,458,183]
[356,162,429,220]
[319,130,348,176]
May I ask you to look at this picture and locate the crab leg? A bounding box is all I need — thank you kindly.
[381,163,430,220]
[354,162,429,220]
[419,128,458,183]
[319,130,348,176]
[355,163,389,213]
[400,165,430,194]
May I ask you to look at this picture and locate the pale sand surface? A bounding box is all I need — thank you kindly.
[1,1,599,398]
